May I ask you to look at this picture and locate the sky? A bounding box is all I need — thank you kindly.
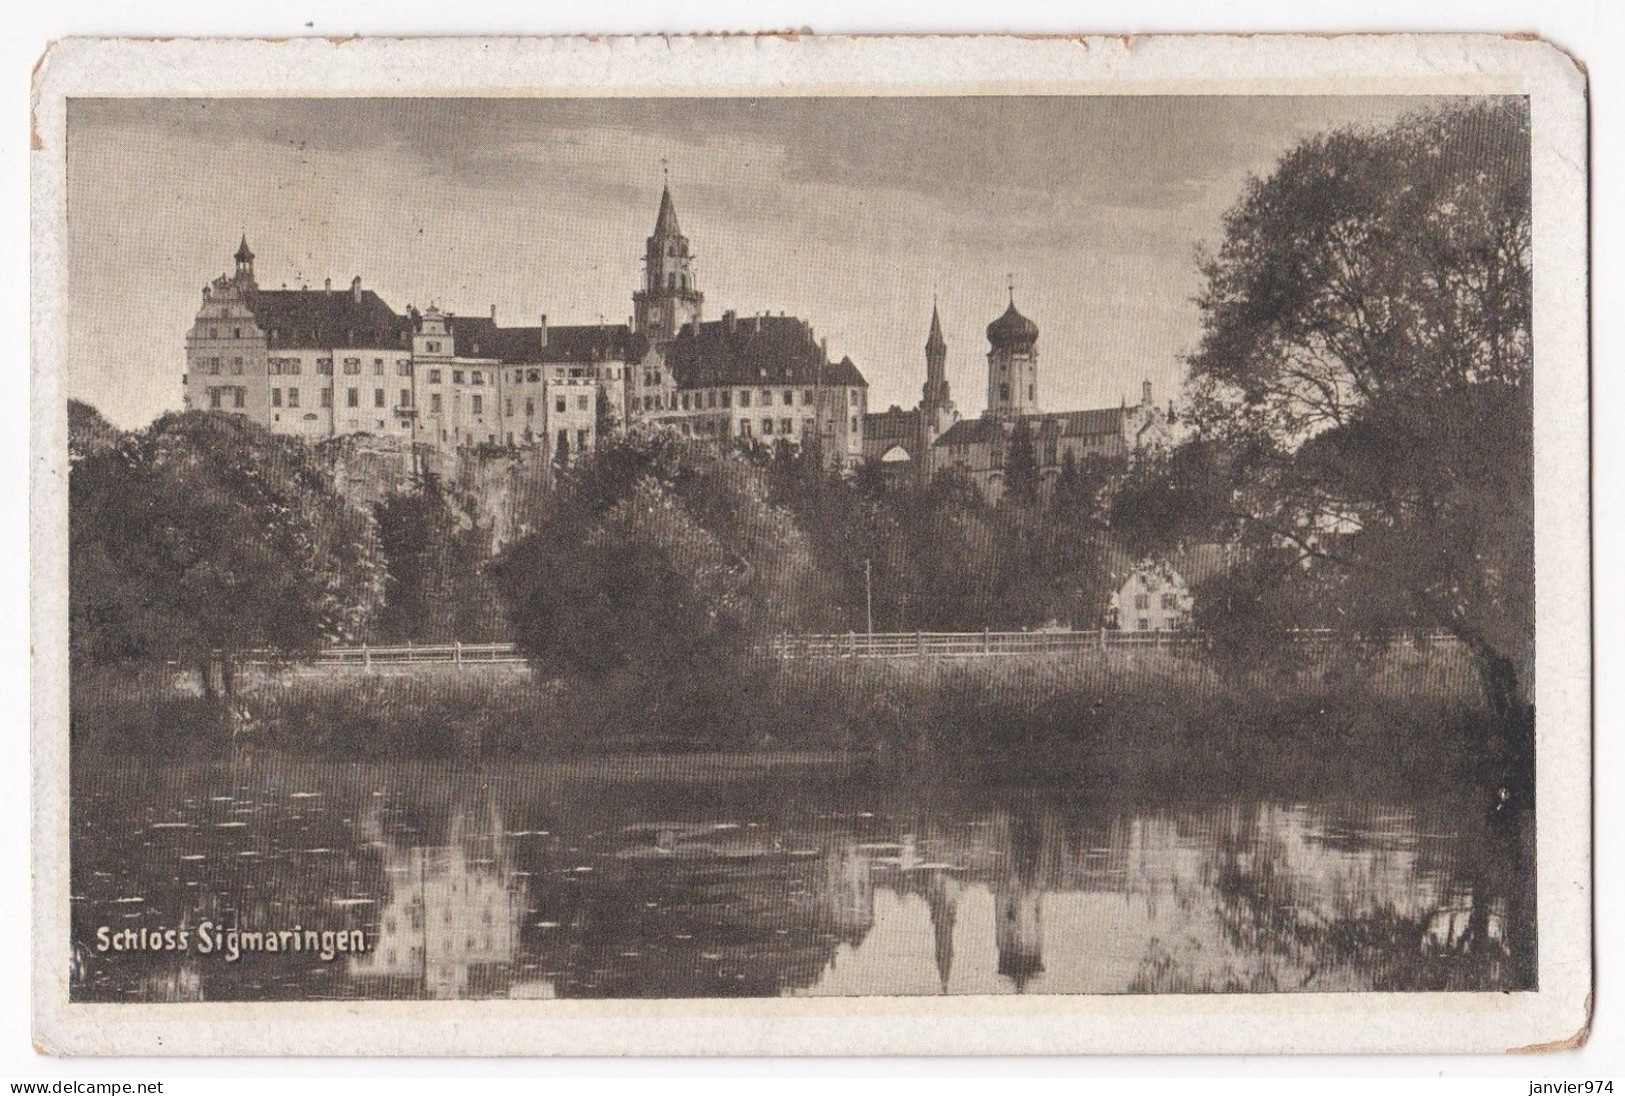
[65,95,1461,429]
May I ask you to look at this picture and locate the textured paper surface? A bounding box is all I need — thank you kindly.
[31,33,1590,1055]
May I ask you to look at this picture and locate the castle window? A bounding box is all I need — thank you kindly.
[803,417,815,435]
[208,388,221,409]
[317,358,333,375]
[1000,384,1010,401]
[707,390,717,409]
[1029,384,1035,401]
[344,359,361,375]
[781,418,793,436]
[555,397,566,414]
[739,390,751,408]
[681,393,690,411]
[472,394,483,415]
[1162,593,1180,610]
[271,388,282,408]
[231,357,243,374]
[347,388,359,408]
[401,389,411,408]
[851,415,859,432]
[207,358,221,375]
[721,391,732,409]
[783,390,794,406]
[232,327,242,339]
[577,395,590,411]
[525,398,534,418]
[288,388,300,409]
[577,428,589,450]
[321,390,333,409]
[528,369,540,383]
[268,359,280,376]
[428,369,442,384]
[761,389,772,406]
[453,370,465,384]
[374,358,385,372]
[667,273,676,290]
[504,398,514,416]
[288,359,301,376]
[430,393,442,413]
[740,419,752,436]
[374,388,385,409]
[397,360,411,376]
[472,371,484,386]
[804,389,815,405]
[233,388,245,409]
[426,341,441,353]
[1138,618,1149,631]
[1134,593,1151,610]
[762,419,773,436]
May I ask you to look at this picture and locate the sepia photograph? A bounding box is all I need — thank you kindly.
[29,34,1591,1055]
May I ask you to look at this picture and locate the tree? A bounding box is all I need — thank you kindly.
[69,409,386,694]
[1003,418,1040,508]
[1138,101,1534,737]
[373,473,506,643]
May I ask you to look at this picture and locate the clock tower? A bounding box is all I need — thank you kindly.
[632,182,704,345]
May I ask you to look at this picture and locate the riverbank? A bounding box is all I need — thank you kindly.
[71,643,1498,799]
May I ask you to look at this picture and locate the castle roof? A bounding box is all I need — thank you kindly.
[933,407,1124,448]
[664,314,867,389]
[248,288,412,350]
[986,298,1039,349]
[446,316,639,365]
[865,406,923,441]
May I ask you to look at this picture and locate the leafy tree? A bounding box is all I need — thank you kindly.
[1003,418,1040,508]
[373,473,506,643]
[69,409,386,694]
[1128,101,1534,736]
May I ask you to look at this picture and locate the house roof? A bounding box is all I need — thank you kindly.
[933,407,1125,448]
[446,316,636,364]
[249,288,413,351]
[663,314,868,389]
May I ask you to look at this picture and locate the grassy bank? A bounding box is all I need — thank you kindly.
[70,643,1496,796]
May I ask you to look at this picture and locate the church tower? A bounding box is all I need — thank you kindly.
[985,286,1039,419]
[916,299,958,486]
[632,182,703,344]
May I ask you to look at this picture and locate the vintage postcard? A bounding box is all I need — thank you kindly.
[31,34,1590,1055]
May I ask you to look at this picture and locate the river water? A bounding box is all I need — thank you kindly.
[70,755,1533,1001]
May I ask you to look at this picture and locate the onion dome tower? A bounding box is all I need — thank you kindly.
[985,283,1038,419]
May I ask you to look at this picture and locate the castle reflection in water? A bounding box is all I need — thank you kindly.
[327,783,1527,999]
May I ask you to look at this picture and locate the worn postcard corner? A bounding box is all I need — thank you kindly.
[31,32,1590,1057]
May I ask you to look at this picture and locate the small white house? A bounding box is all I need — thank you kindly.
[1110,565,1193,632]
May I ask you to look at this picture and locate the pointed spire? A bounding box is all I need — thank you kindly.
[926,298,947,355]
[235,234,254,263]
[654,183,682,237]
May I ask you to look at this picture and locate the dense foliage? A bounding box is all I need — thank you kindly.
[1115,101,1534,731]
[69,409,386,693]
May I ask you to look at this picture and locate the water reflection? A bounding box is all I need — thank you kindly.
[70,763,1533,1001]
[350,801,528,999]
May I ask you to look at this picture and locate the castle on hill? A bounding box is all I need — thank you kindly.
[183,184,870,472]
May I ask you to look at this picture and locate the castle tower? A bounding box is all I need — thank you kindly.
[233,235,256,288]
[985,286,1039,420]
[632,182,703,344]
